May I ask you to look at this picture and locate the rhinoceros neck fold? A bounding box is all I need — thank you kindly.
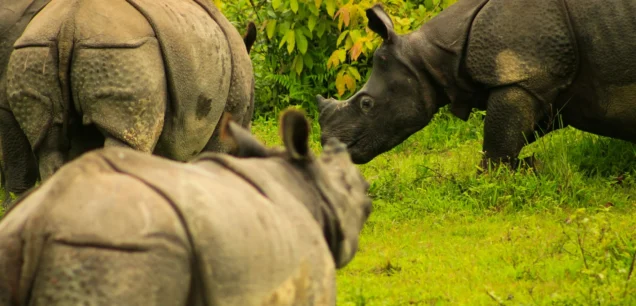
[409,0,490,120]
[193,154,343,254]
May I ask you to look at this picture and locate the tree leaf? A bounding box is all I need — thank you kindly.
[348,66,361,80]
[266,20,277,39]
[272,0,281,10]
[308,15,317,32]
[336,30,349,47]
[296,30,308,54]
[337,49,346,62]
[315,0,322,9]
[316,22,326,38]
[286,30,296,54]
[290,0,298,13]
[278,30,288,49]
[326,0,336,17]
[335,70,346,96]
[327,50,341,69]
[343,74,356,92]
[304,53,314,69]
[350,39,365,61]
[294,54,304,75]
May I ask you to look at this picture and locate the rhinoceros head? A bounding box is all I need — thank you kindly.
[220,109,372,268]
[316,4,441,164]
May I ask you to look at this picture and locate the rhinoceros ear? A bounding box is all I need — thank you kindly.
[366,4,396,43]
[280,108,311,161]
[243,21,257,54]
[220,113,269,158]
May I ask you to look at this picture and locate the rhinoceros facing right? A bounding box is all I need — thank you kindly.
[0,0,257,205]
[0,108,372,306]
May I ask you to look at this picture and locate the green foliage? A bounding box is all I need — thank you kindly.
[217,0,456,118]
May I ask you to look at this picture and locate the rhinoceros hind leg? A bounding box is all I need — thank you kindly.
[0,107,39,195]
[36,124,66,182]
[72,41,167,157]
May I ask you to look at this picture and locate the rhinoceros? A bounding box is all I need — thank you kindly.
[0,0,258,205]
[316,0,636,169]
[0,108,372,306]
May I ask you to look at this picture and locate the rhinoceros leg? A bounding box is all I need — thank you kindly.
[0,107,38,208]
[6,46,69,183]
[480,85,562,170]
[71,39,167,156]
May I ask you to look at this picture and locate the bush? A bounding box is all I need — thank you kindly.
[217,0,457,118]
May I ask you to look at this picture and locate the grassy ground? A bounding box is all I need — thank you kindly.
[2,107,636,305]
[252,107,636,305]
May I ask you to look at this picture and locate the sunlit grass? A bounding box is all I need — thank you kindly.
[252,106,636,305]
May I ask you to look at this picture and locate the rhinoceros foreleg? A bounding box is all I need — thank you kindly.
[71,40,167,155]
[480,85,556,171]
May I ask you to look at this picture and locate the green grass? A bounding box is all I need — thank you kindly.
[252,107,636,305]
[2,106,636,305]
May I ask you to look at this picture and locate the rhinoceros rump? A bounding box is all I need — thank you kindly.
[0,0,257,206]
[317,0,636,169]
[0,108,372,306]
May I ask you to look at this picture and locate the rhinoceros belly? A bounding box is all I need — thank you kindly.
[559,0,636,142]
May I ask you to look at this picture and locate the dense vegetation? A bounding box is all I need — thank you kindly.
[217,0,457,117]
[2,0,636,304]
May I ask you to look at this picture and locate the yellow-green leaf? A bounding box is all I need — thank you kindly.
[308,15,317,32]
[266,20,277,39]
[327,50,342,69]
[343,74,356,92]
[348,67,361,81]
[335,71,346,96]
[272,0,281,10]
[286,30,296,54]
[294,54,304,75]
[315,0,322,9]
[278,31,287,49]
[290,0,298,13]
[326,0,336,17]
[336,30,349,47]
[337,49,346,62]
[296,30,308,54]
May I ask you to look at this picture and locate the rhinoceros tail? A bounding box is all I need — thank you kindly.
[56,17,76,153]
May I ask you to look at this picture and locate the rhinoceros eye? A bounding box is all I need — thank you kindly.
[360,97,374,112]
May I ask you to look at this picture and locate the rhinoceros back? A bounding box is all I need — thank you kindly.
[465,0,577,98]
[7,0,251,161]
[128,0,239,161]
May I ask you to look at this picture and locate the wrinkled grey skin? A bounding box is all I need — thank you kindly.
[0,0,257,207]
[317,0,636,169]
[0,109,372,306]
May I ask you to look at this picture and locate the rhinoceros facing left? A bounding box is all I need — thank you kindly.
[0,0,257,204]
[0,109,372,306]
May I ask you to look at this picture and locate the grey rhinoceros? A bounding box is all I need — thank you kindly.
[0,0,257,204]
[0,108,372,306]
[316,0,636,169]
